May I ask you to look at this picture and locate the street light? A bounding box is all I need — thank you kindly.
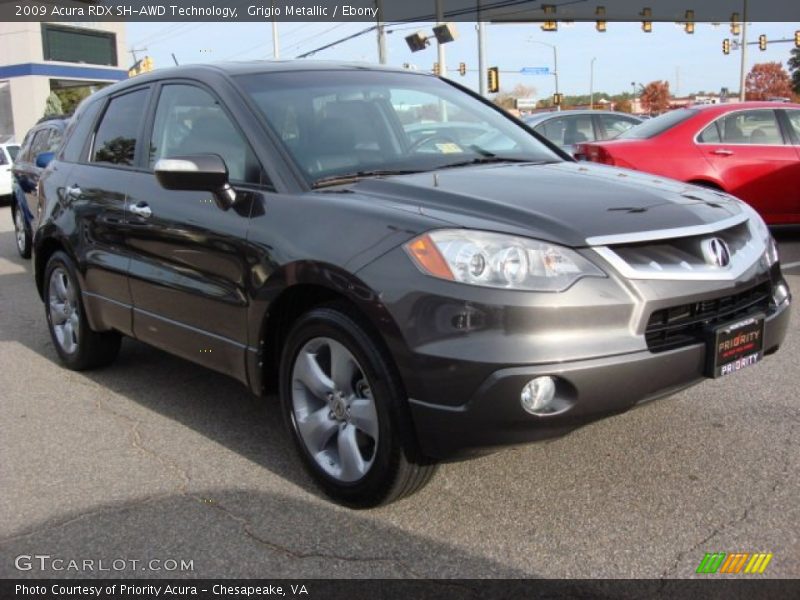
[527,38,560,111]
[589,57,597,110]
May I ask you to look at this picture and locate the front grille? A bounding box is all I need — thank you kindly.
[645,283,772,353]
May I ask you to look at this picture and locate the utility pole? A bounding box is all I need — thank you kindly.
[436,0,447,78]
[589,57,596,109]
[552,45,560,111]
[739,0,748,102]
[272,22,280,59]
[376,0,386,64]
[477,21,487,96]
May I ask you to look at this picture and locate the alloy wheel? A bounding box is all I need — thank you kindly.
[48,267,81,355]
[291,337,379,483]
[14,209,26,253]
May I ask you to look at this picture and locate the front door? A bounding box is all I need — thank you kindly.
[125,82,266,383]
[699,108,799,223]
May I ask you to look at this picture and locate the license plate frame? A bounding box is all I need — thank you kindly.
[705,313,765,378]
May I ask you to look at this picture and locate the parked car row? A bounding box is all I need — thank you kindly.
[22,62,790,508]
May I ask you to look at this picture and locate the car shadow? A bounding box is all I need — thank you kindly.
[0,489,531,579]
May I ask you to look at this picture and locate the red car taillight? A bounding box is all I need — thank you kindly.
[587,145,615,165]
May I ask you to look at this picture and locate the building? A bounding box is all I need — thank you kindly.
[0,22,127,141]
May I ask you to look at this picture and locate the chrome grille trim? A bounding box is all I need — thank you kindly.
[590,217,766,281]
[584,213,748,246]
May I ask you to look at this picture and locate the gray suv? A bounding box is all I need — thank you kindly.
[32,62,790,507]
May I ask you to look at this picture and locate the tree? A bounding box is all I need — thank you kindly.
[54,87,92,114]
[789,47,800,96]
[615,98,633,113]
[639,81,671,114]
[745,62,793,100]
[43,92,63,118]
[493,83,537,110]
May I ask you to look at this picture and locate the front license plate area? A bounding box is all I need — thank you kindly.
[706,314,765,378]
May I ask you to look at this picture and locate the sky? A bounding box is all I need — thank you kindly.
[126,20,800,99]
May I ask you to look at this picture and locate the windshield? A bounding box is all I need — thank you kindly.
[617,109,698,139]
[236,70,562,186]
[6,145,20,161]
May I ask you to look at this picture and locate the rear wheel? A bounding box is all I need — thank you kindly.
[44,251,121,370]
[280,304,436,507]
[13,205,31,259]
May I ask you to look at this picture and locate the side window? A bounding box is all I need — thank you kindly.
[0,150,6,166]
[599,115,638,139]
[46,127,63,153]
[786,110,800,141]
[698,122,722,143]
[29,129,52,160]
[149,84,262,184]
[713,110,784,145]
[61,99,103,163]
[92,88,149,166]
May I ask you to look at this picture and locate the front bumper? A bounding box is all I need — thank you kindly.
[408,301,789,458]
[357,245,791,460]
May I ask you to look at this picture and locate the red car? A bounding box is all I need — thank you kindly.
[576,102,800,224]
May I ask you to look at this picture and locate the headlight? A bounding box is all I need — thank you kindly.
[740,201,778,266]
[404,229,605,291]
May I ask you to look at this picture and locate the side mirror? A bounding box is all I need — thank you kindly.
[36,151,55,169]
[154,154,237,210]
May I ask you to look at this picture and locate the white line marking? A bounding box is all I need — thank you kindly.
[782,260,800,270]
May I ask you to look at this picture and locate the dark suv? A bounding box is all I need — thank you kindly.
[33,63,790,507]
[11,116,68,258]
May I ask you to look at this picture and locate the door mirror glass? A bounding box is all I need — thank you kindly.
[154,154,237,208]
[35,151,55,169]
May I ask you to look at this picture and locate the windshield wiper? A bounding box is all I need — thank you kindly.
[313,169,423,189]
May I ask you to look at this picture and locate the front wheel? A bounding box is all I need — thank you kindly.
[44,251,121,370]
[280,305,436,507]
[13,205,31,259]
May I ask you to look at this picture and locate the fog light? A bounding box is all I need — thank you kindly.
[773,282,789,306]
[521,376,557,415]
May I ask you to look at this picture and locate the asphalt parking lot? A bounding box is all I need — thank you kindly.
[0,205,798,579]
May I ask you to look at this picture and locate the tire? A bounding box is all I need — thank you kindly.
[12,204,31,259]
[44,251,121,370]
[280,303,436,508]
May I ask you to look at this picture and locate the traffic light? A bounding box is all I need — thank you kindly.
[458,62,466,77]
[759,35,767,51]
[553,93,564,106]
[641,7,652,33]
[595,6,606,32]
[795,30,800,48]
[730,12,740,36]
[433,62,440,76]
[487,66,500,93]
[723,39,731,55]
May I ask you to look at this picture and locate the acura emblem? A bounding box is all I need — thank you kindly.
[701,238,731,267]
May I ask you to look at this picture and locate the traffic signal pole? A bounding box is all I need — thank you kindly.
[477,21,487,96]
[739,0,748,102]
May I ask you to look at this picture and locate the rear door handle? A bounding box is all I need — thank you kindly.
[712,149,735,156]
[129,202,152,218]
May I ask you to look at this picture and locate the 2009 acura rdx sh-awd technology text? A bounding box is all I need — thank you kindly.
[31,62,791,507]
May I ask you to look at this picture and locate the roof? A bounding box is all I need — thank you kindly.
[524,110,644,123]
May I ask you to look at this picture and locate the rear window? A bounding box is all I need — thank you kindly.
[92,88,149,166]
[617,109,698,139]
[61,100,102,163]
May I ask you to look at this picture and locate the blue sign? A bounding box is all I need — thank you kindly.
[520,67,550,75]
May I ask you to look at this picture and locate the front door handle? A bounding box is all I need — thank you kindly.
[129,202,152,218]
[712,149,735,156]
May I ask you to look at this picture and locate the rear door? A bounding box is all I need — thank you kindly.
[66,87,151,336]
[123,81,265,383]
[697,108,799,223]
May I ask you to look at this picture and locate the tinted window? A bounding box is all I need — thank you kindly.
[618,109,698,139]
[61,99,102,163]
[238,70,561,185]
[708,110,784,145]
[698,122,722,143]
[45,127,63,152]
[92,89,148,166]
[29,129,52,160]
[7,145,20,161]
[149,84,262,184]
[787,110,800,140]
[537,115,594,146]
[598,114,640,139]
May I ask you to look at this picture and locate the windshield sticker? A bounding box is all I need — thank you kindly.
[435,143,464,154]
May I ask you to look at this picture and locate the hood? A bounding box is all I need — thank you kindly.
[349,161,743,247]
